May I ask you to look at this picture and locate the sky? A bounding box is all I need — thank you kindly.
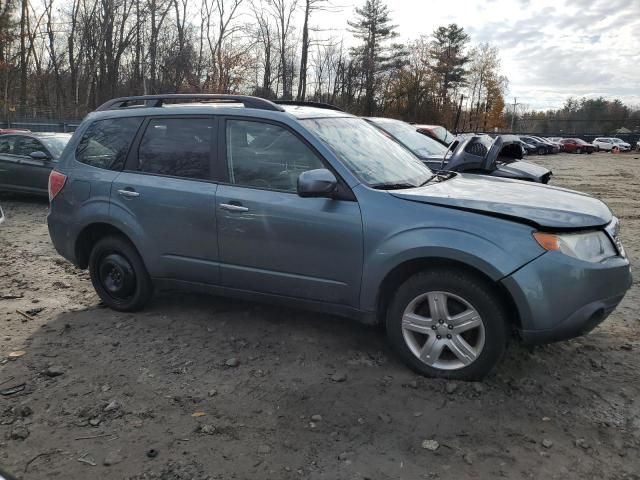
[311,0,640,111]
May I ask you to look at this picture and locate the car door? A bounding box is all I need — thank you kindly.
[215,118,363,307]
[0,136,21,190]
[110,116,220,285]
[11,136,56,194]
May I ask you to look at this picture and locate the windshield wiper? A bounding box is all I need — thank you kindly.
[418,174,437,186]
[370,182,417,190]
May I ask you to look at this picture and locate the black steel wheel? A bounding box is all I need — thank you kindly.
[89,235,153,311]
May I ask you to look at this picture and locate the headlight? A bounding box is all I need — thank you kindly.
[533,230,617,263]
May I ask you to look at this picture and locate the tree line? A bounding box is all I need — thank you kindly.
[2,0,636,134]
[506,97,640,136]
[0,0,509,130]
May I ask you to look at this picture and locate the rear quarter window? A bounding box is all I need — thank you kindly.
[75,117,143,170]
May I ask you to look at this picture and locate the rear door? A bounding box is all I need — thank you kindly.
[215,118,363,306]
[12,136,56,194]
[0,135,21,190]
[111,116,220,284]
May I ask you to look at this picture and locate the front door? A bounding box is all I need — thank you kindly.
[216,118,363,307]
[111,116,220,284]
[12,136,56,194]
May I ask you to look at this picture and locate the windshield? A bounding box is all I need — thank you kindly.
[369,119,449,158]
[302,117,433,188]
[428,126,455,144]
[40,136,71,158]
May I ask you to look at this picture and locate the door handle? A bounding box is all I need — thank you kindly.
[220,203,249,213]
[117,189,140,198]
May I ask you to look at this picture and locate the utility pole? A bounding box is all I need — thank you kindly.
[510,97,520,132]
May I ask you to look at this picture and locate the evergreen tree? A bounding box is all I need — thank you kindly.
[347,0,402,115]
[430,24,470,106]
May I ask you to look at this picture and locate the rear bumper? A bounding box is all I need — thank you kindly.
[47,210,79,265]
[502,251,632,345]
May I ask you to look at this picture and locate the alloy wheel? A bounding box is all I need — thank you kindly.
[401,291,485,370]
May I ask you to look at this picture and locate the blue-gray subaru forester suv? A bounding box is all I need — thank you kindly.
[47,95,632,380]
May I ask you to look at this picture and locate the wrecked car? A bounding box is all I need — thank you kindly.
[366,117,552,183]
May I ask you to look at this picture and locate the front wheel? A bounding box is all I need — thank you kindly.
[576,148,582,154]
[385,269,507,380]
[89,235,153,311]
[537,147,546,155]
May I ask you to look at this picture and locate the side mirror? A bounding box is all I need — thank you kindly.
[29,151,50,160]
[297,169,337,198]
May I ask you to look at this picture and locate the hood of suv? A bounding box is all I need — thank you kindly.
[391,174,612,229]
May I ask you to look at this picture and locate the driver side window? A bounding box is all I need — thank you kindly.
[226,119,323,192]
[14,138,47,157]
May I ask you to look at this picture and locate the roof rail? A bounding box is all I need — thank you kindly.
[273,100,344,112]
[95,94,285,112]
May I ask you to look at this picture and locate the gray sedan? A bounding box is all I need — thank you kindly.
[0,132,72,196]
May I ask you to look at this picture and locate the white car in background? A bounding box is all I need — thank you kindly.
[593,138,615,151]
[611,138,631,151]
[594,137,631,152]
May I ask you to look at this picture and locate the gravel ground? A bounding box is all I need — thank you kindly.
[0,151,639,479]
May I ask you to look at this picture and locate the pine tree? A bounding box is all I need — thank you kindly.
[430,24,470,107]
[347,0,400,116]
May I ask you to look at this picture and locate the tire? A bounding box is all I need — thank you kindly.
[385,268,508,380]
[537,147,546,155]
[576,148,582,154]
[587,150,593,155]
[89,235,153,311]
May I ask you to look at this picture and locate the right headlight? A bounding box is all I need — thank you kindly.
[533,230,617,263]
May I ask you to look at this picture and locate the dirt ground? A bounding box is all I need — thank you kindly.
[0,151,639,480]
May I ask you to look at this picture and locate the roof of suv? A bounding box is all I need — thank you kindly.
[88,95,353,122]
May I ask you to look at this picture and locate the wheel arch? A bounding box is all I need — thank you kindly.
[375,257,522,331]
[75,222,136,269]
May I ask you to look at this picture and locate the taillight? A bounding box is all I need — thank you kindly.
[48,170,67,202]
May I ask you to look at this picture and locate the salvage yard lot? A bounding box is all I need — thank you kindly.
[1,151,639,479]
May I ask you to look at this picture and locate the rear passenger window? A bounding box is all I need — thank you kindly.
[0,136,16,154]
[76,118,142,170]
[226,120,323,192]
[137,118,213,180]
[76,117,142,170]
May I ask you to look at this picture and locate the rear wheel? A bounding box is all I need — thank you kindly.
[385,269,507,380]
[537,147,546,155]
[89,235,153,311]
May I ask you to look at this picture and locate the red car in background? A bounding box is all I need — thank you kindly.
[0,129,30,135]
[559,138,595,154]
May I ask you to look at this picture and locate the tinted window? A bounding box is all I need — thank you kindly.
[0,136,17,154]
[14,137,47,157]
[226,120,323,192]
[138,118,213,180]
[76,117,143,170]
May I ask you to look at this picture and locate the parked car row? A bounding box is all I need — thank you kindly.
[2,95,633,381]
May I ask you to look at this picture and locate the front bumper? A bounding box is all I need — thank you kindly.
[502,251,632,345]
